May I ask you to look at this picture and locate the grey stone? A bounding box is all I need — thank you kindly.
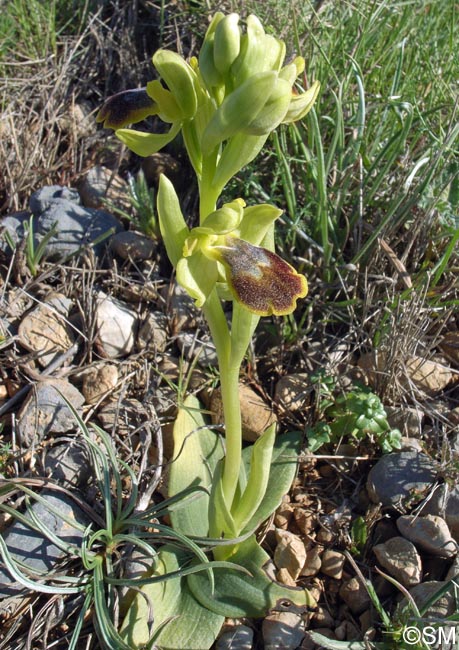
[216,625,254,650]
[138,310,168,354]
[0,492,89,602]
[29,185,81,213]
[367,451,438,511]
[373,536,422,587]
[78,165,129,209]
[35,201,123,260]
[397,514,457,558]
[17,379,85,446]
[339,577,371,614]
[177,331,218,367]
[445,485,459,542]
[403,581,456,619]
[0,212,29,253]
[43,441,92,488]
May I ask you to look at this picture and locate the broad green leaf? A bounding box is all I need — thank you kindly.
[157,174,189,268]
[307,633,373,650]
[231,424,276,532]
[187,535,315,618]
[169,395,224,537]
[239,430,302,534]
[120,547,224,650]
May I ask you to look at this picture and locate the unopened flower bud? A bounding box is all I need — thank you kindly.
[153,50,198,119]
[213,13,241,76]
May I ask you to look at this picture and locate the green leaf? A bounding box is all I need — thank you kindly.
[120,546,224,650]
[157,174,189,268]
[307,634,373,650]
[238,430,303,534]
[231,424,276,532]
[187,535,315,618]
[169,395,224,537]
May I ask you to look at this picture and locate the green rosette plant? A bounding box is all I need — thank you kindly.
[98,12,320,649]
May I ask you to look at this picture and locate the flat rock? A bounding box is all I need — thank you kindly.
[397,514,457,558]
[210,383,277,442]
[18,293,75,367]
[373,536,422,587]
[95,291,138,358]
[404,581,456,619]
[17,379,85,446]
[43,440,92,488]
[110,230,156,261]
[366,451,438,511]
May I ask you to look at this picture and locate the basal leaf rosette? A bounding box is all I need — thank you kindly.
[176,199,308,316]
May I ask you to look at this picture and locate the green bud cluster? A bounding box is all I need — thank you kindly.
[97,12,320,193]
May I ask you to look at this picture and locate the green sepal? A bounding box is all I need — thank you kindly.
[199,12,225,90]
[116,122,181,157]
[243,77,292,136]
[202,200,244,233]
[201,71,276,154]
[230,14,266,85]
[157,174,189,267]
[176,252,218,308]
[146,79,183,122]
[153,49,198,119]
[187,535,315,618]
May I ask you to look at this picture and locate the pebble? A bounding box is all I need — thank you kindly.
[110,230,156,261]
[274,373,311,413]
[0,212,29,254]
[29,185,81,213]
[274,529,307,580]
[95,291,138,358]
[320,549,345,580]
[274,501,294,530]
[78,165,129,209]
[262,610,305,650]
[405,355,453,395]
[373,536,422,587]
[385,405,423,437]
[82,364,119,404]
[300,546,322,577]
[366,451,438,511]
[293,508,316,535]
[137,310,168,354]
[210,383,277,442]
[339,577,371,615]
[163,282,200,332]
[17,379,85,446]
[445,485,459,542]
[18,293,75,367]
[216,624,254,650]
[397,514,457,558]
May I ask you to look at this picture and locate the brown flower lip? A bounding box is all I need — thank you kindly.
[218,237,308,316]
[96,88,156,129]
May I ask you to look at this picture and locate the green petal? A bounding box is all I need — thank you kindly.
[202,199,244,233]
[176,252,218,307]
[146,80,183,122]
[218,237,308,316]
[115,122,181,157]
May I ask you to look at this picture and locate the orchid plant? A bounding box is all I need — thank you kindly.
[98,13,320,649]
